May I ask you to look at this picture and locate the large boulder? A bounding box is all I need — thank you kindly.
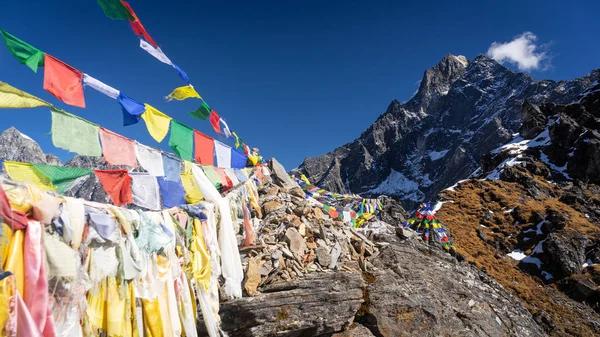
[544,232,589,277]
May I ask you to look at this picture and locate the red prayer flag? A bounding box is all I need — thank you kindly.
[43,54,85,108]
[94,170,133,206]
[99,128,137,167]
[121,1,158,47]
[0,186,28,230]
[193,130,214,165]
[329,208,339,219]
[209,110,223,134]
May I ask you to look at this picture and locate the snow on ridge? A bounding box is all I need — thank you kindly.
[428,150,449,161]
[507,249,542,268]
[18,132,33,141]
[369,169,420,195]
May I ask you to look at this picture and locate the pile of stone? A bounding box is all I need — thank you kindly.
[238,159,397,296]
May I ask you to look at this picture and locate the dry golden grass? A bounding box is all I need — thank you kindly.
[437,178,600,336]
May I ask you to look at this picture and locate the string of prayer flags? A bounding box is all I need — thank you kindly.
[162,154,182,182]
[169,121,194,161]
[0,81,50,108]
[99,128,137,167]
[0,29,45,73]
[31,164,93,193]
[3,161,55,191]
[83,74,119,99]
[94,170,133,206]
[214,141,231,168]
[121,1,158,47]
[43,54,85,108]
[193,130,214,166]
[135,143,164,177]
[118,93,145,126]
[130,173,161,210]
[209,110,222,134]
[157,177,186,208]
[97,0,134,20]
[141,103,172,142]
[189,101,211,120]
[180,161,203,204]
[166,85,201,101]
[50,107,102,156]
[231,149,247,169]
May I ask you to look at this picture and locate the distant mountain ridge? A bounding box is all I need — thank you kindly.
[293,53,600,208]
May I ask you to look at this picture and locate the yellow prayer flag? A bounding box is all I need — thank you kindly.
[300,174,311,185]
[247,154,259,166]
[232,132,241,148]
[3,161,55,191]
[141,104,172,142]
[0,81,51,109]
[180,161,203,204]
[166,85,201,101]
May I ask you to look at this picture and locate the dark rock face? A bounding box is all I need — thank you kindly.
[545,232,589,278]
[294,54,599,209]
[521,100,549,139]
[0,127,62,165]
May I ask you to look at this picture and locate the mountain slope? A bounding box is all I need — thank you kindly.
[436,84,600,336]
[294,54,600,208]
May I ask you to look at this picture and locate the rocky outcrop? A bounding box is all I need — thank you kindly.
[0,127,62,165]
[294,54,600,209]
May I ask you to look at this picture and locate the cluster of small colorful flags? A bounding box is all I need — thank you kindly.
[402,203,452,250]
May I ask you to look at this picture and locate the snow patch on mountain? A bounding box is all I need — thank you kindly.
[428,150,449,161]
[370,169,421,197]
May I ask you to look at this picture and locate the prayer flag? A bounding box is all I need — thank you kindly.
[162,154,181,182]
[0,29,45,73]
[99,128,137,167]
[3,161,55,191]
[193,130,214,165]
[157,177,186,208]
[31,164,92,193]
[0,81,50,108]
[135,142,164,176]
[83,74,119,99]
[166,85,201,101]
[181,161,203,204]
[234,169,248,183]
[224,168,239,186]
[232,132,242,149]
[121,1,158,47]
[171,63,189,83]
[209,110,222,134]
[97,0,133,20]
[95,170,133,206]
[300,174,311,185]
[118,93,144,126]
[201,166,222,190]
[230,149,247,169]
[130,173,161,210]
[220,118,232,138]
[50,107,102,156]
[141,103,172,142]
[215,167,233,190]
[214,141,231,168]
[43,54,85,108]
[168,121,194,161]
[139,39,172,65]
[189,100,211,120]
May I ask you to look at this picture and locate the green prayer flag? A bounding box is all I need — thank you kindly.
[32,164,93,193]
[50,107,102,157]
[0,29,45,73]
[97,0,134,20]
[189,100,211,120]
[168,120,194,161]
[201,166,223,190]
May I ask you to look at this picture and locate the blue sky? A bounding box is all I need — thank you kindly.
[0,0,599,170]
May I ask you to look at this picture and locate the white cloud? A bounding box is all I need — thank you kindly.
[487,32,549,71]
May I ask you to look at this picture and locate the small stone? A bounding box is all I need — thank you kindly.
[477,229,487,242]
[263,200,285,214]
[314,207,324,219]
[329,242,342,269]
[396,227,417,239]
[315,246,332,267]
[285,227,308,256]
[244,257,261,296]
[306,241,317,249]
[299,223,306,236]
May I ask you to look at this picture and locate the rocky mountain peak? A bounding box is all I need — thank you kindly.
[0,126,62,165]
[412,53,469,110]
